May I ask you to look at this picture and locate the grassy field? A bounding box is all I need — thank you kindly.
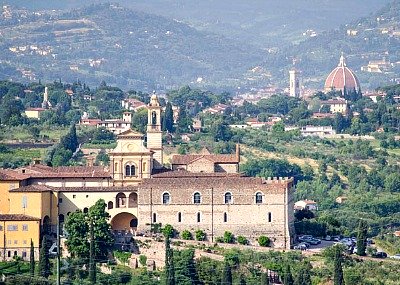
[0,125,69,142]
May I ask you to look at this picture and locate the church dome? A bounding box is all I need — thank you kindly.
[324,54,360,93]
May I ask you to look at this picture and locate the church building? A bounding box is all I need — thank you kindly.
[0,94,295,260]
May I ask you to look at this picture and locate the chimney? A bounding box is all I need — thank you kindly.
[32,158,41,165]
[236,144,240,163]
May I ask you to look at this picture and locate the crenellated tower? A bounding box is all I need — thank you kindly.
[147,93,163,169]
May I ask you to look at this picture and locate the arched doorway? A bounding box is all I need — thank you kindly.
[42,215,50,234]
[111,212,138,231]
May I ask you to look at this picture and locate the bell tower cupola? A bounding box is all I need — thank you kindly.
[147,92,163,169]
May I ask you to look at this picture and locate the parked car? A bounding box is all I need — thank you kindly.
[298,235,313,242]
[305,238,321,245]
[332,235,341,242]
[294,243,308,251]
[324,235,332,241]
[390,254,400,260]
[373,251,388,259]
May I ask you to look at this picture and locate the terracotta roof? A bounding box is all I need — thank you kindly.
[10,184,137,193]
[0,214,40,221]
[171,154,239,165]
[17,165,111,179]
[0,169,30,181]
[152,169,243,178]
[9,185,52,192]
[141,176,293,194]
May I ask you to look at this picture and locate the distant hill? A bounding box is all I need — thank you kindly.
[5,0,392,47]
[0,3,262,90]
[265,0,400,90]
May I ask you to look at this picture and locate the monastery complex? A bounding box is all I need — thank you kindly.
[0,94,295,261]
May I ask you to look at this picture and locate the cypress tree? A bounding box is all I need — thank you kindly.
[356,219,368,256]
[333,246,344,285]
[163,102,174,133]
[165,237,175,285]
[295,263,312,285]
[239,274,247,285]
[283,263,294,285]
[222,261,232,285]
[261,272,269,285]
[39,236,50,278]
[30,239,35,276]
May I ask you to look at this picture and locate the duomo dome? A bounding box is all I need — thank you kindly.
[324,53,361,93]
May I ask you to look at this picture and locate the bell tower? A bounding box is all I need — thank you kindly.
[147,93,163,169]
[289,68,301,98]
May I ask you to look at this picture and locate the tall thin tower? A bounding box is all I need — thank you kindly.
[289,68,302,98]
[147,93,163,169]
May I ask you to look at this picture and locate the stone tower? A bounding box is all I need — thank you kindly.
[147,93,163,169]
[41,86,52,109]
[289,68,301,98]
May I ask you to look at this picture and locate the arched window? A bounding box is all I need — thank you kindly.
[125,164,136,176]
[178,212,182,223]
[114,162,118,172]
[224,192,232,204]
[255,192,263,204]
[268,212,272,223]
[197,212,201,223]
[59,214,65,223]
[128,193,138,208]
[152,111,157,125]
[116,193,126,208]
[83,207,88,213]
[153,213,157,223]
[143,162,146,172]
[162,192,170,204]
[107,201,113,209]
[223,212,227,223]
[193,192,201,204]
[130,218,138,228]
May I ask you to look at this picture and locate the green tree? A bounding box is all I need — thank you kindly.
[356,220,368,256]
[222,261,232,285]
[239,274,247,285]
[30,239,35,276]
[165,237,175,285]
[294,262,311,285]
[131,108,148,133]
[261,272,269,285]
[64,200,113,260]
[283,263,294,285]
[384,173,400,192]
[0,94,24,125]
[211,121,232,142]
[39,236,50,278]
[174,249,201,285]
[60,124,79,152]
[163,102,174,132]
[176,106,192,133]
[333,246,344,285]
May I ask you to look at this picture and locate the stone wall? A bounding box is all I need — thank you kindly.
[137,176,294,248]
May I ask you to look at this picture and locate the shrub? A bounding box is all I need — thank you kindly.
[223,231,235,244]
[215,236,224,243]
[181,230,193,240]
[139,255,147,267]
[162,224,175,238]
[258,236,270,247]
[237,236,248,245]
[113,250,131,264]
[195,229,206,241]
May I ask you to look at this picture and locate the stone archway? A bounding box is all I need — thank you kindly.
[111,212,138,231]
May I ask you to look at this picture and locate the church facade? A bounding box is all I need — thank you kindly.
[0,95,295,260]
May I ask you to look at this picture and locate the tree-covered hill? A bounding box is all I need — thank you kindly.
[0,3,262,91]
[266,0,400,90]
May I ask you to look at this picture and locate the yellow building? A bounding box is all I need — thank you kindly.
[0,170,29,214]
[24,107,46,119]
[0,214,40,261]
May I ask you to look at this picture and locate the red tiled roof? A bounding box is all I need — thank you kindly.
[17,165,111,178]
[152,169,243,178]
[324,55,360,91]
[171,154,239,165]
[10,184,137,193]
[0,169,30,181]
[0,214,40,221]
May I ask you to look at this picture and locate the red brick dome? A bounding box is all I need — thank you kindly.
[324,54,360,93]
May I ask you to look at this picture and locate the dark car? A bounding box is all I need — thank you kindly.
[373,251,387,258]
